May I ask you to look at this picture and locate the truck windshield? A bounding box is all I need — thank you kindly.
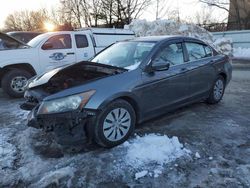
[28,33,50,48]
[91,41,156,70]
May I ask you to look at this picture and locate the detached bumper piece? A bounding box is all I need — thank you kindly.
[27,107,97,145]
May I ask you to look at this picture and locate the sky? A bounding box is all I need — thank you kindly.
[0,0,60,28]
[0,0,229,29]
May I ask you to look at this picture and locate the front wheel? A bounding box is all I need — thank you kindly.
[207,75,225,104]
[1,69,32,98]
[93,99,136,148]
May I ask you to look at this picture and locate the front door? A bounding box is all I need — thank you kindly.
[184,41,216,97]
[138,41,190,117]
[39,34,76,72]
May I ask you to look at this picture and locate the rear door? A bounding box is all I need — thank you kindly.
[183,41,216,98]
[39,34,76,71]
[139,40,190,116]
[74,34,95,61]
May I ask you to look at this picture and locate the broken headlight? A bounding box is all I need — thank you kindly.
[37,90,96,114]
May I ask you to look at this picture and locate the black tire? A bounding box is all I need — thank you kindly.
[1,69,32,98]
[93,99,136,148]
[207,75,225,104]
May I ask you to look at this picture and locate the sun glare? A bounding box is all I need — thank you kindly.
[44,22,55,31]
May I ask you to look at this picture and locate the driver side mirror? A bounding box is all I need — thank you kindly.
[42,42,53,50]
[144,58,170,73]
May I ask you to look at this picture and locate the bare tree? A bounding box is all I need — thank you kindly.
[4,13,23,31]
[200,0,250,30]
[59,0,105,27]
[118,0,152,24]
[100,0,118,27]
[96,0,151,27]
[142,0,180,21]
[227,0,250,30]
[155,0,178,20]
[90,0,105,26]
[60,0,84,27]
[4,9,49,31]
[199,0,229,12]
[195,7,216,25]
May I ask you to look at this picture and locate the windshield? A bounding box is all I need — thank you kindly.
[91,41,156,70]
[28,33,50,47]
[0,33,29,51]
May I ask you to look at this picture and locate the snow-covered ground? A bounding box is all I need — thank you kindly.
[0,128,191,186]
[1,69,250,188]
[233,47,250,59]
[0,105,192,187]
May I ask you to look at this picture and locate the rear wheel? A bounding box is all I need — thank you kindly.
[93,99,136,148]
[1,69,32,98]
[207,75,225,104]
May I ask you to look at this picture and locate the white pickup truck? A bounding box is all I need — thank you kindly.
[0,28,134,97]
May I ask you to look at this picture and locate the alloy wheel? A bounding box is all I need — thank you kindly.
[213,79,224,101]
[103,108,131,142]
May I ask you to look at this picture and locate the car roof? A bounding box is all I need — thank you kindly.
[130,35,204,43]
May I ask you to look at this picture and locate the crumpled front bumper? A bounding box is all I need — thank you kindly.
[27,106,97,145]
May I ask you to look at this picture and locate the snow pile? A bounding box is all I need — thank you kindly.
[124,134,190,167]
[129,19,233,55]
[129,19,213,43]
[135,170,148,180]
[121,134,190,178]
[213,37,233,56]
[233,47,250,59]
[195,152,201,159]
[0,128,16,169]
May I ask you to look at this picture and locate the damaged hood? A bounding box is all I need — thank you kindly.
[28,61,127,92]
[28,66,66,88]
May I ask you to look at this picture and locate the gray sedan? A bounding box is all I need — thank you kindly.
[21,36,232,147]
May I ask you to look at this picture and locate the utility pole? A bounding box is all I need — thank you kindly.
[177,0,180,22]
[156,0,159,20]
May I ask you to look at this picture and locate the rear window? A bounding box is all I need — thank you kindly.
[204,45,213,57]
[75,35,89,48]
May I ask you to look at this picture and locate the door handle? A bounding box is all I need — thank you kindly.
[181,67,187,71]
[66,52,75,55]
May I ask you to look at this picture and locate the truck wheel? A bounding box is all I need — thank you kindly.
[93,99,136,148]
[207,75,225,104]
[1,69,32,98]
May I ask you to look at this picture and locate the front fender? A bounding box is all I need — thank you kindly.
[97,92,140,111]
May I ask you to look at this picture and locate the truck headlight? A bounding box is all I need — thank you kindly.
[37,90,96,114]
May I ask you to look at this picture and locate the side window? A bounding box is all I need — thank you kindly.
[42,34,72,50]
[185,42,206,61]
[75,35,89,48]
[153,43,184,66]
[204,45,213,57]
